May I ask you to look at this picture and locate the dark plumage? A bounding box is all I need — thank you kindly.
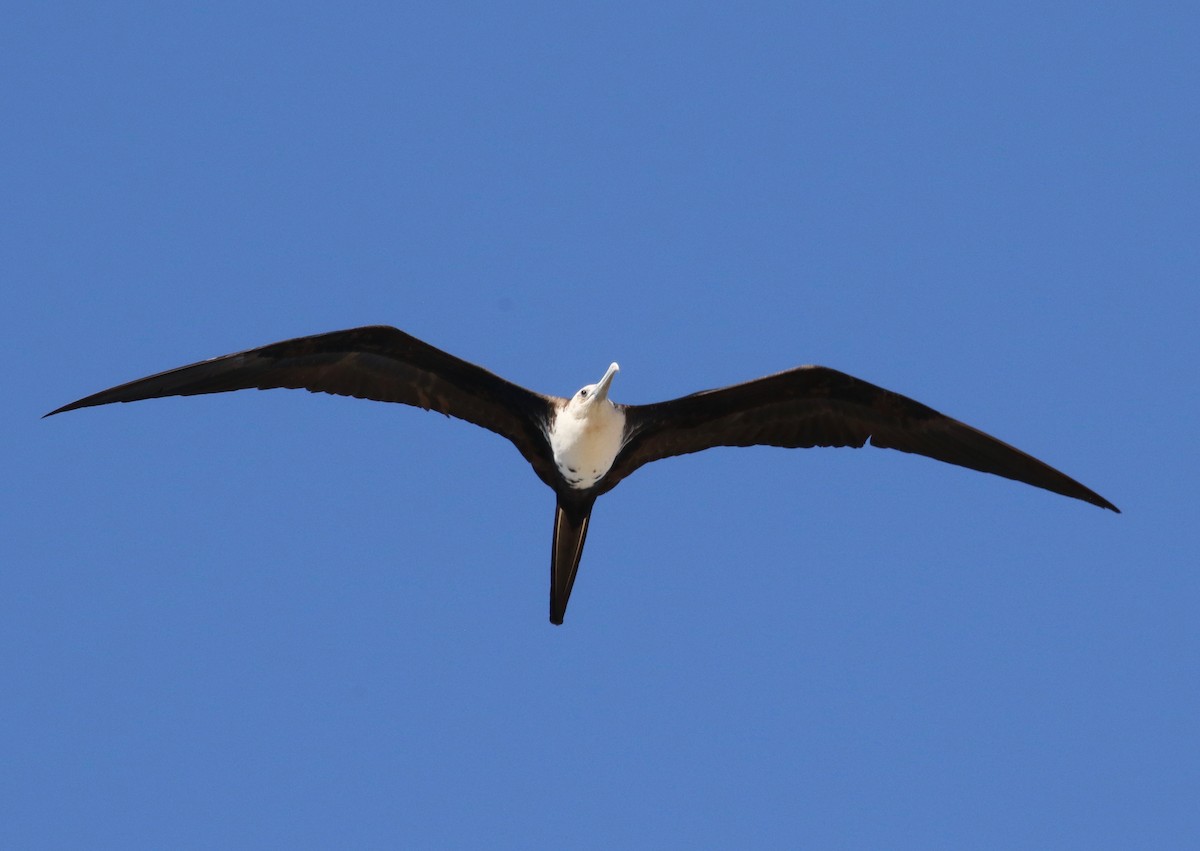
[46,325,1118,623]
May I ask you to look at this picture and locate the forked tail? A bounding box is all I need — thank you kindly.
[550,497,595,624]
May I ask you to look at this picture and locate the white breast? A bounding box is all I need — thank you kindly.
[548,403,627,489]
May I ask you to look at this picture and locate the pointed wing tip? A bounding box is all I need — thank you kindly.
[550,611,565,625]
[1067,492,1118,513]
[44,396,110,417]
[1076,487,1119,513]
[45,393,116,418]
[43,402,78,418]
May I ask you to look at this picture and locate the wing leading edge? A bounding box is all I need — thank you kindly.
[607,365,1117,512]
[46,325,564,488]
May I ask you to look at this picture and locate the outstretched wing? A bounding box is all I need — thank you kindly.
[605,365,1118,512]
[46,325,562,486]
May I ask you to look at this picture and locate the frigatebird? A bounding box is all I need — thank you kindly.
[46,325,1118,623]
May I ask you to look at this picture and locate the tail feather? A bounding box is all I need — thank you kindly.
[550,498,594,624]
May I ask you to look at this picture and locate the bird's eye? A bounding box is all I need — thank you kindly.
[579,389,589,398]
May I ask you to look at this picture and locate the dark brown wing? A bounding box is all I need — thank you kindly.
[605,365,1118,512]
[45,325,563,486]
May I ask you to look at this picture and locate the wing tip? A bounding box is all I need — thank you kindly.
[43,401,80,418]
[43,394,115,418]
[1071,483,1119,513]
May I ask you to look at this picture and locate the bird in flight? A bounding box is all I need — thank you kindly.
[46,325,1118,623]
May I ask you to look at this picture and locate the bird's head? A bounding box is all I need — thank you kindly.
[565,362,619,419]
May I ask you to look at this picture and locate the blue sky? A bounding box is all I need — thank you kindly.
[3,2,1196,847]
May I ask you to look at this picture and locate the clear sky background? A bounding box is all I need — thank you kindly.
[3,3,1196,848]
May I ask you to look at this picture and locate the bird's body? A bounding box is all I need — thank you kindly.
[46,325,1118,623]
[548,363,625,489]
